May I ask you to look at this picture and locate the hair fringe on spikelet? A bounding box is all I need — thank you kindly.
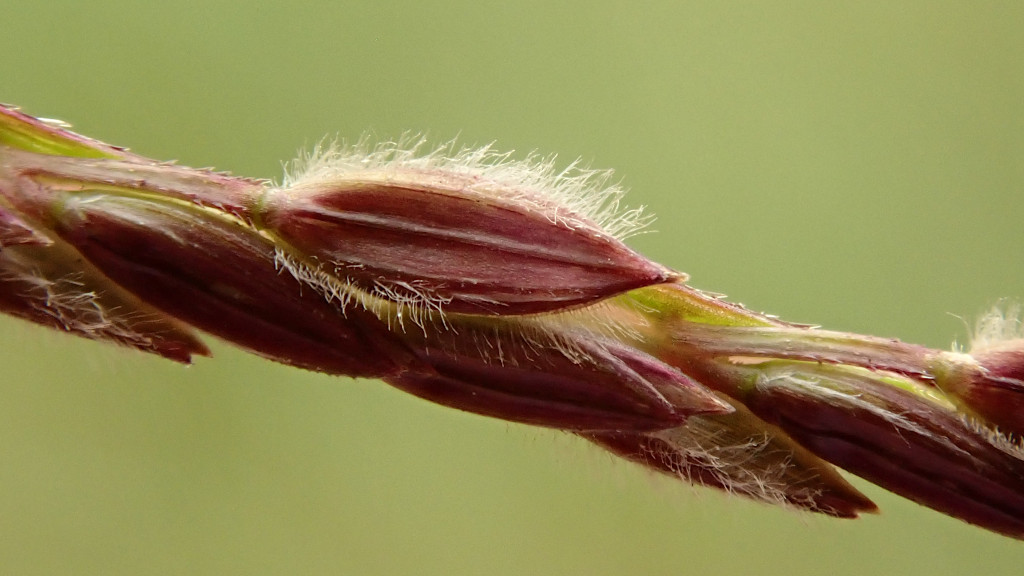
[280,134,655,241]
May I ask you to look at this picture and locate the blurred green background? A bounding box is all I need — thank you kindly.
[3,1,1024,574]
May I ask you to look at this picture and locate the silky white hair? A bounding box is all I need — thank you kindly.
[280,135,654,241]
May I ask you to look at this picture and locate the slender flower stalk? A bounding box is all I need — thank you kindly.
[2,104,1023,539]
